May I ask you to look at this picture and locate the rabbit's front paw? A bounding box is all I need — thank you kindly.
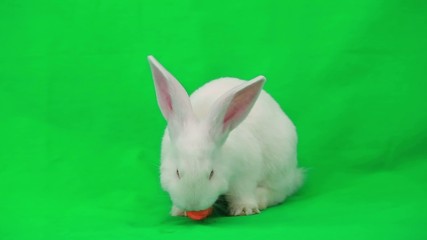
[229,201,260,216]
[256,187,270,210]
[171,205,185,216]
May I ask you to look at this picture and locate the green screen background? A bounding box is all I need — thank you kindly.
[1,0,426,239]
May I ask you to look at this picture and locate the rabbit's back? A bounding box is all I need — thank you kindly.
[190,78,244,119]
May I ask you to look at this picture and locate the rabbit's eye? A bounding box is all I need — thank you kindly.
[176,169,181,179]
[209,170,214,180]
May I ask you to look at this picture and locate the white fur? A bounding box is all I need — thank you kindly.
[148,56,303,216]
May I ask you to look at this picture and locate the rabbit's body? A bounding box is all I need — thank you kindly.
[149,56,303,216]
[191,78,302,214]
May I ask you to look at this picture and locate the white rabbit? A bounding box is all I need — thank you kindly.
[148,55,303,216]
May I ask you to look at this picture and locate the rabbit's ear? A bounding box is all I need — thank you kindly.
[208,76,266,143]
[148,55,194,138]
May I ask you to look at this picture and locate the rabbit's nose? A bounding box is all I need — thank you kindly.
[188,203,199,211]
[185,200,202,211]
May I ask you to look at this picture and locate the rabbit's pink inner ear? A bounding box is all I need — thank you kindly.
[152,66,174,120]
[223,95,251,127]
[155,71,173,115]
[222,80,264,131]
